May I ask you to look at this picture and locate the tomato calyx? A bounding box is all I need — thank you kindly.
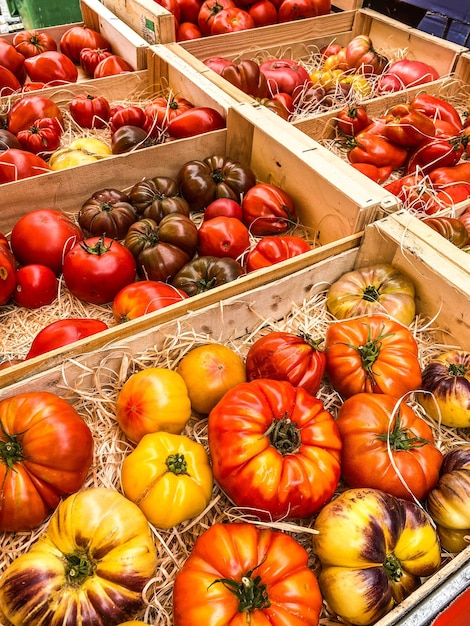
[264,416,301,455]
[298,329,324,352]
[376,410,430,451]
[166,452,189,475]
[65,552,96,585]
[0,428,26,468]
[447,362,467,377]
[210,562,271,612]
[383,552,403,583]
[347,322,394,378]
[362,284,381,302]
[80,235,114,256]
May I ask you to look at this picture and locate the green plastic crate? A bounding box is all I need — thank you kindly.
[5,0,82,28]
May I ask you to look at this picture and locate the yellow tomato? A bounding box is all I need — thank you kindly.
[68,136,112,155]
[115,367,192,443]
[309,68,344,89]
[340,73,372,98]
[121,431,213,529]
[176,343,246,414]
[49,148,102,170]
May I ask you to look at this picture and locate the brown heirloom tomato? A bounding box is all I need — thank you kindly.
[172,255,244,295]
[422,216,469,249]
[427,446,470,552]
[79,188,137,239]
[129,176,190,221]
[221,59,270,98]
[336,393,443,501]
[0,488,158,626]
[125,215,198,282]
[0,391,93,532]
[313,488,441,626]
[324,314,422,399]
[208,378,342,520]
[326,264,416,327]
[173,522,323,626]
[178,154,257,212]
[245,330,326,395]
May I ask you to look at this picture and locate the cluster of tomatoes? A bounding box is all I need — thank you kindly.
[0,152,315,363]
[155,0,331,41]
[0,25,134,95]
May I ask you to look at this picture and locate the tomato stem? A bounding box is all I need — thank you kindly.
[166,452,188,475]
[0,424,26,468]
[448,363,467,377]
[383,553,403,582]
[264,415,301,455]
[209,562,271,612]
[362,285,381,302]
[376,409,430,450]
[65,552,96,585]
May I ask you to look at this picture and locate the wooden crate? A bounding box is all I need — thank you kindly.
[0,211,468,626]
[0,100,399,386]
[1,0,150,71]
[169,8,465,103]
[98,0,364,45]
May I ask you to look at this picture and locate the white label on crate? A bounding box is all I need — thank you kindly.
[140,15,158,44]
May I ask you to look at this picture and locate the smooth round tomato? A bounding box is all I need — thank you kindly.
[210,7,255,34]
[24,50,78,85]
[10,208,84,275]
[13,264,58,308]
[116,367,192,443]
[176,343,247,414]
[0,65,21,95]
[79,46,113,76]
[16,117,63,155]
[324,314,422,399]
[0,148,50,184]
[167,107,225,139]
[203,55,236,75]
[13,30,57,58]
[112,279,188,323]
[203,197,243,221]
[246,235,310,271]
[7,94,63,135]
[176,21,203,40]
[173,522,323,626]
[336,393,443,501]
[63,236,137,304]
[248,0,278,26]
[197,215,250,259]
[69,93,111,129]
[242,182,297,236]
[0,391,93,532]
[94,54,134,78]
[60,25,111,63]
[208,378,342,520]
[0,38,26,83]
[277,0,331,22]
[177,0,203,23]
[245,330,326,395]
[26,318,109,359]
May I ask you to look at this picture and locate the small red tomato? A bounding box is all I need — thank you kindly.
[248,0,278,26]
[167,107,225,139]
[198,216,250,259]
[203,198,243,221]
[13,264,58,308]
[176,22,203,41]
[79,47,113,76]
[93,55,134,78]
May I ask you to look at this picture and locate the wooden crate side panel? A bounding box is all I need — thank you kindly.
[454,52,470,85]
[80,0,150,70]
[332,0,363,10]
[100,0,176,44]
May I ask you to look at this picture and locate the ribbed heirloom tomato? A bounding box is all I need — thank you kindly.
[173,522,323,626]
[208,378,342,520]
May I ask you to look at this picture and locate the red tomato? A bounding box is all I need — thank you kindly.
[19,81,46,92]
[16,117,63,155]
[7,94,63,135]
[0,38,26,83]
[0,66,21,96]
[10,208,84,275]
[26,319,109,359]
[245,330,326,395]
[210,7,255,34]
[350,163,393,184]
[197,216,250,259]
[259,58,311,96]
[69,93,111,129]
[0,148,50,184]
[242,182,297,236]
[60,25,111,63]
[144,95,194,133]
[177,0,203,23]
[13,30,57,58]
[63,236,137,304]
[337,104,370,136]
[93,55,134,78]
[208,378,342,520]
[0,391,94,531]
[176,21,203,40]
[167,107,225,138]
[79,47,113,76]
[378,59,440,93]
[0,233,17,306]
[23,51,78,85]
[246,234,310,271]
[203,198,243,221]
[13,264,58,308]
[248,0,278,26]
[197,0,235,35]
[112,280,188,323]
[110,105,146,134]
[277,0,331,22]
